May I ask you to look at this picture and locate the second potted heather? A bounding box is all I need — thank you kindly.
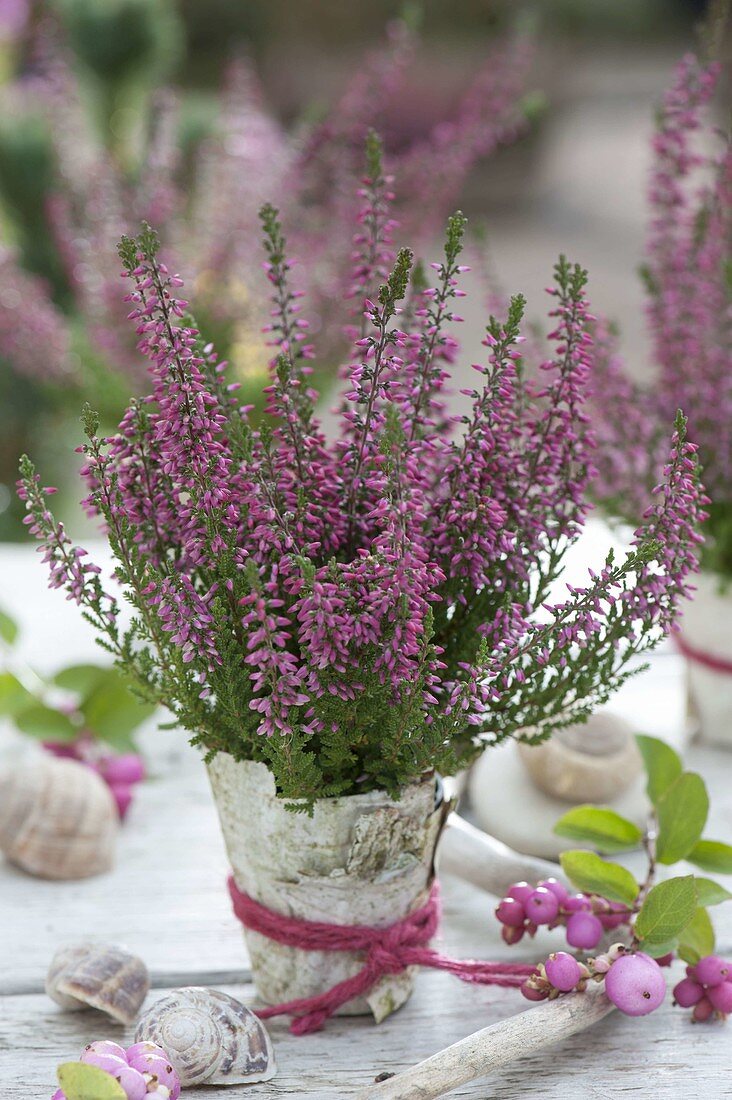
[20,148,705,1025]
[590,50,731,746]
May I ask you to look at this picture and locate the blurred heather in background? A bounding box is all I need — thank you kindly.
[0,0,724,539]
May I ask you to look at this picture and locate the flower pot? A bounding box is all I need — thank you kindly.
[682,571,732,749]
[207,755,448,1022]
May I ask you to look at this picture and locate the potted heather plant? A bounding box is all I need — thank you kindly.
[19,153,705,1022]
[589,47,731,747]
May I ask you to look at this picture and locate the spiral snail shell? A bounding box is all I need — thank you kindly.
[46,942,150,1025]
[0,755,117,879]
[134,987,276,1086]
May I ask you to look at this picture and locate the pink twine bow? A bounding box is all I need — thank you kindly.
[675,633,732,676]
[228,876,536,1034]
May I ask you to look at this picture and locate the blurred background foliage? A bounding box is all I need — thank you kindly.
[0,0,712,539]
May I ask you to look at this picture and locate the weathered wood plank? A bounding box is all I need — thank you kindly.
[0,968,727,1099]
[0,738,251,990]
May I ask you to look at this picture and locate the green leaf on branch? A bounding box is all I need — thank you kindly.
[677,907,715,965]
[687,839,732,875]
[635,734,682,805]
[634,875,697,945]
[0,608,19,645]
[14,703,77,741]
[553,806,642,853]
[643,939,680,959]
[0,672,32,716]
[656,772,709,865]
[693,878,732,907]
[559,849,639,905]
[57,1063,126,1100]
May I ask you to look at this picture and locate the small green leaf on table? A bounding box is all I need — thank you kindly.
[0,607,19,645]
[15,702,77,741]
[693,878,732,908]
[677,907,715,966]
[554,805,642,853]
[559,849,639,906]
[687,839,732,875]
[634,875,697,946]
[656,772,709,865]
[635,734,682,805]
[57,1063,126,1100]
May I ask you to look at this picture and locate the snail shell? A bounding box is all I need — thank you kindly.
[518,710,642,802]
[134,987,276,1086]
[0,755,117,879]
[46,942,150,1025]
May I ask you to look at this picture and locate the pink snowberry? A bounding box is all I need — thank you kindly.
[693,955,730,987]
[506,881,535,905]
[599,901,629,930]
[545,951,582,992]
[537,878,568,904]
[109,781,134,820]
[126,1043,180,1100]
[501,924,525,946]
[693,996,714,1023]
[563,893,592,913]
[79,1050,128,1076]
[111,1065,148,1100]
[707,982,732,1015]
[495,897,526,928]
[566,910,603,950]
[99,753,145,785]
[520,978,549,1001]
[604,952,666,1016]
[673,977,705,1007]
[82,1040,127,1061]
[526,886,560,924]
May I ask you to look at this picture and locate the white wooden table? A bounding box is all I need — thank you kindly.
[1,543,731,1098]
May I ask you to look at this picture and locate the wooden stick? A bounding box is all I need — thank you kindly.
[437,813,567,896]
[357,986,615,1100]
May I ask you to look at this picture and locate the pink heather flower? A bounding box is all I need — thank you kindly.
[1,16,531,408]
[590,53,729,572]
[0,249,72,382]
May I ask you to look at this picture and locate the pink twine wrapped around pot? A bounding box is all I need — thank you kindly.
[228,877,536,1034]
[675,633,732,676]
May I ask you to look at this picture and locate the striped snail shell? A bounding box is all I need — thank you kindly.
[134,987,276,1086]
[46,942,150,1025]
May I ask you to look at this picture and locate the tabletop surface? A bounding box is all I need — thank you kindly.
[1,542,731,1099]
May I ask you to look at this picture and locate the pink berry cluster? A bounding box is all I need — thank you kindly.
[523,944,668,1018]
[673,956,732,1022]
[52,1040,179,1100]
[43,738,145,820]
[495,878,630,950]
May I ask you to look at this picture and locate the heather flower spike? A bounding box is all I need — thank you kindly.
[0,16,533,411]
[590,49,730,575]
[20,184,705,808]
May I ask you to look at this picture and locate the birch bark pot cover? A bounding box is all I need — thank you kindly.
[208,755,448,1021]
